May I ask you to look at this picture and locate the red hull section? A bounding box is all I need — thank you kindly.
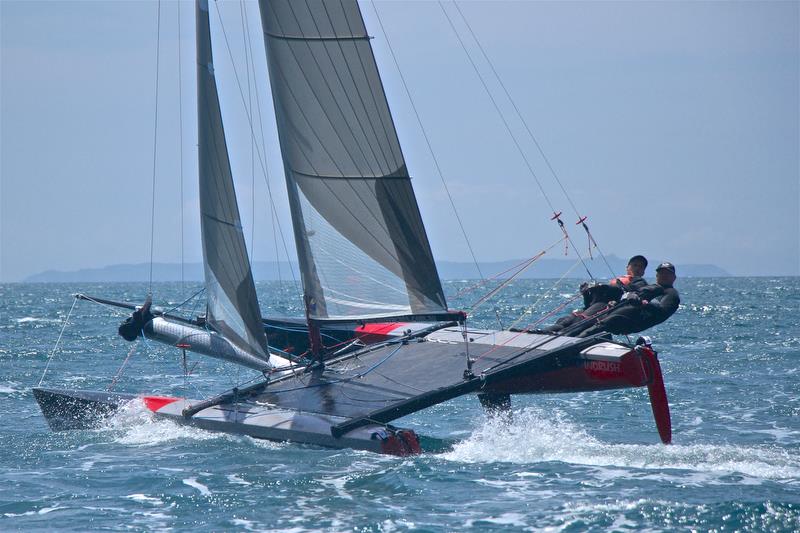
[143,395,179,412]
[484,343,672,444]
[354,322,409,344]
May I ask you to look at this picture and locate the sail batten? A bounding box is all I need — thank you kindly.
[259,0,448,321]
[197,0,270,360]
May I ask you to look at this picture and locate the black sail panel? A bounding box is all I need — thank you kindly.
[258,0,448,320]
[197,0,269,359]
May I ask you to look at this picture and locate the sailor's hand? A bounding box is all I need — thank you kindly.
[623,292,642,305]
[607,300,617,307]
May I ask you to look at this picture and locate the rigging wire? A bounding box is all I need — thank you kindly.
[452,236,565,300]
[108,338,141,391]
[369,1,505,329]
[240,1,285,287]
[238,0,255,389]
[37,297,79,386]
[451,2,616,279]
[177,0,185,292]
[241,3,291,290]
[239,0,256,263]
[436,1,595,281]
[161,286,207,317]
[507,259,583,331]
[466,236,566,314]
[468,258,582,366]
[212,1,301,300]
[148,0,163,294]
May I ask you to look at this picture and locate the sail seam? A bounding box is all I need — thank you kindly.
[296,0,388,177]
[269,6,412,295]
[272,1,372,174]
[294,171,409,180]
[320,0,395,172]
[264,31,369,42]
[341,0,400,168]
[202,212,244,230]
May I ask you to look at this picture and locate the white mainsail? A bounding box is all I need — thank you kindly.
[258,0,449,321]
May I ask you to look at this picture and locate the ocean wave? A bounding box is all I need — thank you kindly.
[444,407,800,483]
[100,399,226,446]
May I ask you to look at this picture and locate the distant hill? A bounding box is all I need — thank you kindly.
[24,256,730,282]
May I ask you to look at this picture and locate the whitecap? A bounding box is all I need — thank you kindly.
[37,506,65,515]
[443,406,800,482]
[231,518,258,530]
[226,474,252,486]
[126,494,164,506]
[103,399,222,446]
[183,477,211,496]
[465,512,527,527]
[318,476,353,500]
[15,317,55,324]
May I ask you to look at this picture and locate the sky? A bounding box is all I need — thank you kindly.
[1,0,798,282]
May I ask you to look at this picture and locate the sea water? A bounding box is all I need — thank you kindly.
[1,278,798,531]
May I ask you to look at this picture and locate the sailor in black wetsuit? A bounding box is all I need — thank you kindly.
[578,262,680,337]
[543,255,649,334]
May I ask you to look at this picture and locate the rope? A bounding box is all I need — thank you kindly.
[37,297,79,387]
[506,258,583,331]
[161,286,206,317]
[469,260,583,365]
[454,236,565,301]
[264,344,404,395]
[148,0,162,293]
[370,1,504,330]
[107,337,141,391]
[467,242,557,314]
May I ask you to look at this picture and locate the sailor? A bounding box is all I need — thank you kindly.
[542,255,648,334]
[578,262,680,337]
[581,254,648,308]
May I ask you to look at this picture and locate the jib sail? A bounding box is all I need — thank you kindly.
[197,0,270,360]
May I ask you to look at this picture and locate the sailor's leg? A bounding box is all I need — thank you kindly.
[542,313,579,333]
[478,392,512,419]
[579,311,639,337]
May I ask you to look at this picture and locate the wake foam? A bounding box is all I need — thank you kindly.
[100,399,225,446]
[444,407,800,482]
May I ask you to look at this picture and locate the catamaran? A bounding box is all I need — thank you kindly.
[34,0,671,455]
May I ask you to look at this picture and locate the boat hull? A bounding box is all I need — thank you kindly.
[32,387,424,456]
[483,342,653,395]
[33,332,672,450]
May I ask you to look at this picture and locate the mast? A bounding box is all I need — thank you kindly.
[196,0,271,362]
[257,0,453,336]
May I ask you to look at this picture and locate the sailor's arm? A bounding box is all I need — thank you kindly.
[642,289,680,320]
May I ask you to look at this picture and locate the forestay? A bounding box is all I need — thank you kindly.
[197,0,270,360]
[259,0,448,321]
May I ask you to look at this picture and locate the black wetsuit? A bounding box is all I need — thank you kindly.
[543,276,647,334]
[578,283,680,337]
[582,276,647,308]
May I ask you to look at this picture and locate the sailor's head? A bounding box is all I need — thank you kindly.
[656,262,676,285]
[627,255,648,277]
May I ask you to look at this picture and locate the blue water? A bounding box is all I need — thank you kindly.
[1,278,798,531]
